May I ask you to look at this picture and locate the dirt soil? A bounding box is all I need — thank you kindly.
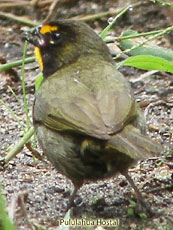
[0,1,173,230]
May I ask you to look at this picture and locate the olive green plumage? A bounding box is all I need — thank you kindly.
[24,20,162,207]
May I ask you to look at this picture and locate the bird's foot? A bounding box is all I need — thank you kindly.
[122,171,163,217]
[138,198,163,217]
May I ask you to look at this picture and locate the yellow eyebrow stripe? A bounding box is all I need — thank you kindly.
[40,25,58,34]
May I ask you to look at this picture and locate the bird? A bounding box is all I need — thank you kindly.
[23,19,162,214]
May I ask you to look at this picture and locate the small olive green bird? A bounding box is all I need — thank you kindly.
[24,20,162,212]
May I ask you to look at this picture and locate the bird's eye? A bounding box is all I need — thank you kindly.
[49,32,62,45]
[53,32,60,40]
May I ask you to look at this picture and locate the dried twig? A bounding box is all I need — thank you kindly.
[73,1,147,22]
[8,191,34,229]
[43,0,60,23]
[0,1,148,26]
[26,142,42,160]
[0,0,51,9]
[0,11,38,26]
[130,70,159,84]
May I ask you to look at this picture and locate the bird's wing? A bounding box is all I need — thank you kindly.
[34,65,136,140]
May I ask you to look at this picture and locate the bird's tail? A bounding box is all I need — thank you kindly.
[107,124,162,160]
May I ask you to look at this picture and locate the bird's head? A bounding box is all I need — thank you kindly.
[23,20,112,77]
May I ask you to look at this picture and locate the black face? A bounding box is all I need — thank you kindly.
[22,20,112,77]
[23,24,64,48]
[22,22,79,77]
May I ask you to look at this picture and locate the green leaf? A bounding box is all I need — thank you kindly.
[139,213,148,219]
[116,55,173,73]
[0,186,14,230]
[35,74,44,91]
[119,29,173,62]
[127,208,135,216]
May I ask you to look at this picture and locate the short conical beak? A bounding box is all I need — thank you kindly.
[21,26,43,47]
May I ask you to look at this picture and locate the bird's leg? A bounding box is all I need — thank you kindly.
[66,183,81,210]
[121,170,154,216]
[69,186,79,206]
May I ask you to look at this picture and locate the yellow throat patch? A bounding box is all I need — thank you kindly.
[35,47,43,71]
[34,25,59,70]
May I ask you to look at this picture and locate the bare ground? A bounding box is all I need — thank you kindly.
[0,1,173,229]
